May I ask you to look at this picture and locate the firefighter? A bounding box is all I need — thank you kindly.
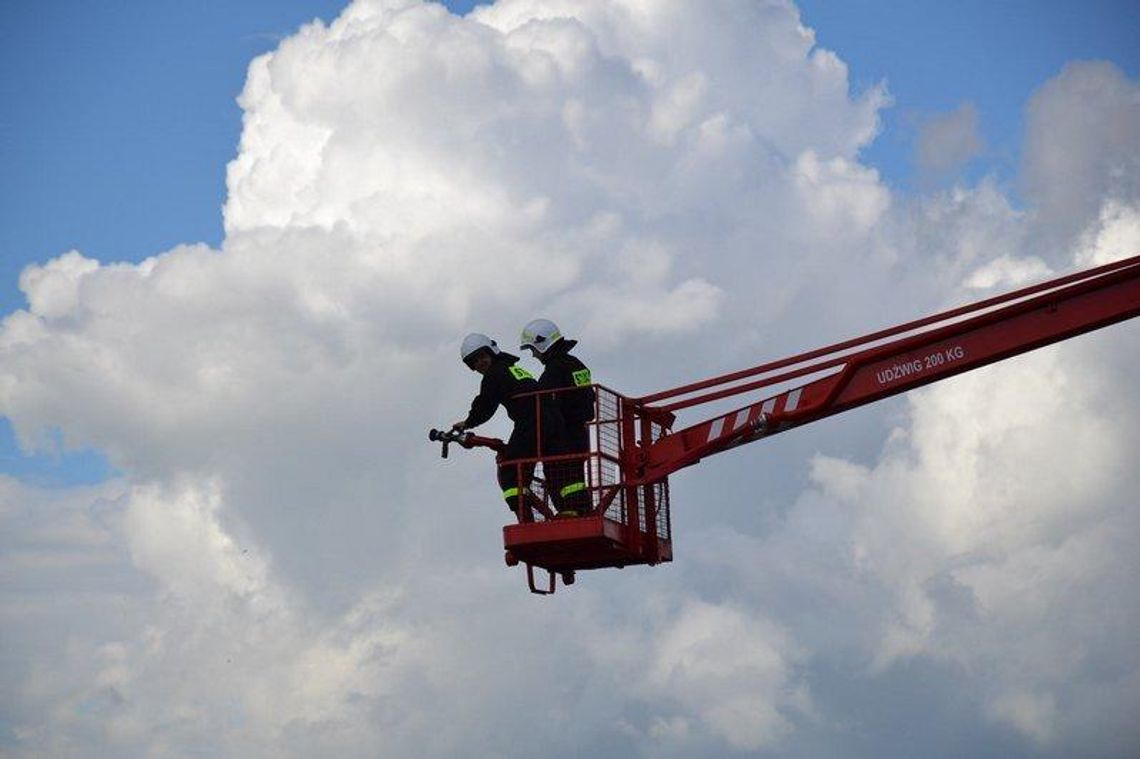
[519,318,596,516]
[452,333,564,514]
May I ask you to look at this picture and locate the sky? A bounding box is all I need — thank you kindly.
[1,1,1139,757]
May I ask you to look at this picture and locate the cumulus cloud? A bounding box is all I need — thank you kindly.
[1075,199,1140,267]
[640,599,807,752]
[1022,60,1140,258]
[801,324,1140,752]
[2,1,1140,757]
[915,101,984,177]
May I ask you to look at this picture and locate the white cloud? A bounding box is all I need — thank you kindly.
[800,265,1140,746]
[1075,199,1140,267]
[17,250,101,320]
[2,2,1140,757]
[1022,61,1140,256]
[643,599,806,751]
[914,101,983,176]
[963,254,1050,290]
[988,690,1058,747]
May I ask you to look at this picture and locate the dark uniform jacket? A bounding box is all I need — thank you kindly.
[463,353,563,459]
[463,353,537,429]
[537,346,595,437]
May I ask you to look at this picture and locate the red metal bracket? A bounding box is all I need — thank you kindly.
[526,563,556,595]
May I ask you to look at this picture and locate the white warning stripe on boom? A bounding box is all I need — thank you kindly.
[705,388,801,443]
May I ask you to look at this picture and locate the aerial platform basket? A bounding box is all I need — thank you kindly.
[499,386,673,594]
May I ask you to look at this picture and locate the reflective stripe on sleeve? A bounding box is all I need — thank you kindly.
[559,482,587,498]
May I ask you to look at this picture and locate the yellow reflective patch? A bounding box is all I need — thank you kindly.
[559,482,587,497]
[508,365,535,381]
[572,369,592,386]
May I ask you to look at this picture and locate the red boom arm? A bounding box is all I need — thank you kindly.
[631,254,1140,482]
[471,254,1138,595]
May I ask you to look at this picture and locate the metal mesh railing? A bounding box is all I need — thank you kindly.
[506,385,671,544]
[585,387,671,540]
[590,386,626,523]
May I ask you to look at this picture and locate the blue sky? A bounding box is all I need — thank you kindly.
[799,0,1140,190]
[3,0,1136,487]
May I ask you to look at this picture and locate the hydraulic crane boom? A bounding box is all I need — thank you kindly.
[632,253,1140,482]
[432,253,1140,595]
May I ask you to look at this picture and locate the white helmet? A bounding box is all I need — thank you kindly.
[520,318,575,354]
[460,333,500,362]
